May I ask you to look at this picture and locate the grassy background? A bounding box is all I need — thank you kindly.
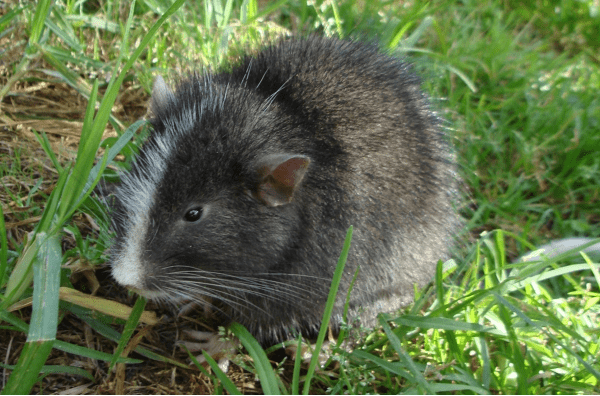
[0,0,599,394]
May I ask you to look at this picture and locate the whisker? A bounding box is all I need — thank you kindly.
[160,265,331,286]
[162,271,328,301]
[158,275,307,306]
[163,286,273,322]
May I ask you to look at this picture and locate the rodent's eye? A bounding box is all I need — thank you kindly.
[184,207,203,222]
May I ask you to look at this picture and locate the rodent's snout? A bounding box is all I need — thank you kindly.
[110,255,149,293]
[111,256,175,301]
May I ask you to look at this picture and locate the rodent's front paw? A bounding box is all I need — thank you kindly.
[179,330,239,372]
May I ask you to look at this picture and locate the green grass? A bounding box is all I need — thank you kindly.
[1,0,599,394]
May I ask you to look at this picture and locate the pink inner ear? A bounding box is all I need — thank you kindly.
[272,157,310,187]
[256,155,310,206]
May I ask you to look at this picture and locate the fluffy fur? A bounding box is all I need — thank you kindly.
[109,36,460,343]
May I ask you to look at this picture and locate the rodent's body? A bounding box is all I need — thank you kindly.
[110,36,460,343]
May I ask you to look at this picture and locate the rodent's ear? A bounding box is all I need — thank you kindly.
[151,75,175,112]
[255,154,311,207]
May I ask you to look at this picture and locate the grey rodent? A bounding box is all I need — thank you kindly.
[109,36,460,343]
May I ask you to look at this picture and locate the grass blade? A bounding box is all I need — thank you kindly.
[496,299,527,393]
[108,295,146,372]
[0,203,8,288]
[392,315,496,333]
[351,350,413,380]
[200,350,242,395]
[0,340,53,394]
[379,315,433,394]
[229,322,281,395]
[1,233,63,395]
[28,0,52,47]
[428,383,488,394]
[0,363,95,382]
[331,0,343,38]
[33,131,63,173]
[435,258,444,308]
[53,340,142,364]
[402,15,433,49]
[476,335,492,389]
[27,233,61,342]
[303,226,353,394]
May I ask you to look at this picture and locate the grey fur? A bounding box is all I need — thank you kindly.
[109,36,461,343]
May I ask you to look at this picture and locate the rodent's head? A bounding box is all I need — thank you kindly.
[109,75,311,310]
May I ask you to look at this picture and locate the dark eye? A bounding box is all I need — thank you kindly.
[184,207,203,222]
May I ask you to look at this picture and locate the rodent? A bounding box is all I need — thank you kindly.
[108,36,461,344]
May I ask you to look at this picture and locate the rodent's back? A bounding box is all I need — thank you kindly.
[229,37,459,323]
[110,36,460,343]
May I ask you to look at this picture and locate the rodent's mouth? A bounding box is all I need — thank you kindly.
[126,287,167,300]
[126,287,195,306]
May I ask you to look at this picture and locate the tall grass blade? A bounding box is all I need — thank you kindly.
[108,296,146,372]
[229,322,282,394]
[435,259,444,307]
[445,64,478,92]
[219,0,235,28]
[3,233,38,308]
[402,16,433,49]
[584,251,600,284]
[331,1,343,38]
[0,340,53,394]
[388,21,414,49]
[0,203,7,288]
[28,233,61,341]
[475,335,492,389]
[303,226,353,394]
[497,301,527,393]
[1,233,63,394]
[28,0,52,47]
[78,79,99,158]
[241,0,257,23]
[44,18,82,51]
